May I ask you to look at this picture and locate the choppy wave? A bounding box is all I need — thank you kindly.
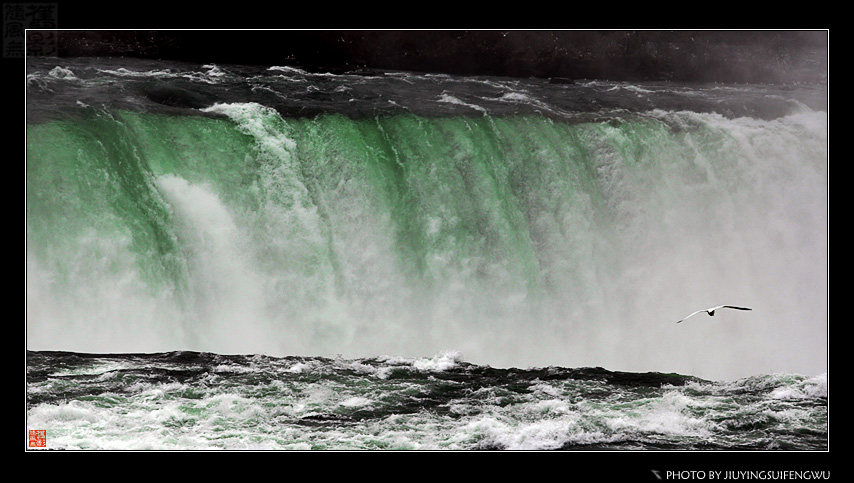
[26,350,827,451]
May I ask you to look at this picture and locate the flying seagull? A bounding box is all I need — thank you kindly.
[676,305,752,324]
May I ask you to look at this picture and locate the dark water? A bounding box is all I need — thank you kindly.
[26,57,827,451]
[26,350,827,451]
[25,56,827,123]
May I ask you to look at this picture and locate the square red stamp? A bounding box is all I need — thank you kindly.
[28,429,46,448]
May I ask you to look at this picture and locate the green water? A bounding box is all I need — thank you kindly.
[25,104,828,379]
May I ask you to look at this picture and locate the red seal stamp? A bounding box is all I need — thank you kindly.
[28,429,46,448]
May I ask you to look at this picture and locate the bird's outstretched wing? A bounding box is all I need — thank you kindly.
[676,305,752,323]
[676,309,706,324]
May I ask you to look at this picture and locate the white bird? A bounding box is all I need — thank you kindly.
[676,305,752,324]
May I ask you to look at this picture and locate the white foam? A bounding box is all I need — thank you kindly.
[97,67,173,78]
[456,415,598,450]
[201,64,226,78]
[48,66,77,80]
[339,396,372,408]
[770,373,828,400]
[285,362,311,373]
[436,93,487,113]
[29,400,102,425]
[268,65,310,75]
[413,350,463,371]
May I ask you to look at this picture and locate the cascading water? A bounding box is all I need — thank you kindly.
[26,81,827,380]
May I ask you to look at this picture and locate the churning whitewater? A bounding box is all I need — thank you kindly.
[26,350,827,450]
[26,57,827,450]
